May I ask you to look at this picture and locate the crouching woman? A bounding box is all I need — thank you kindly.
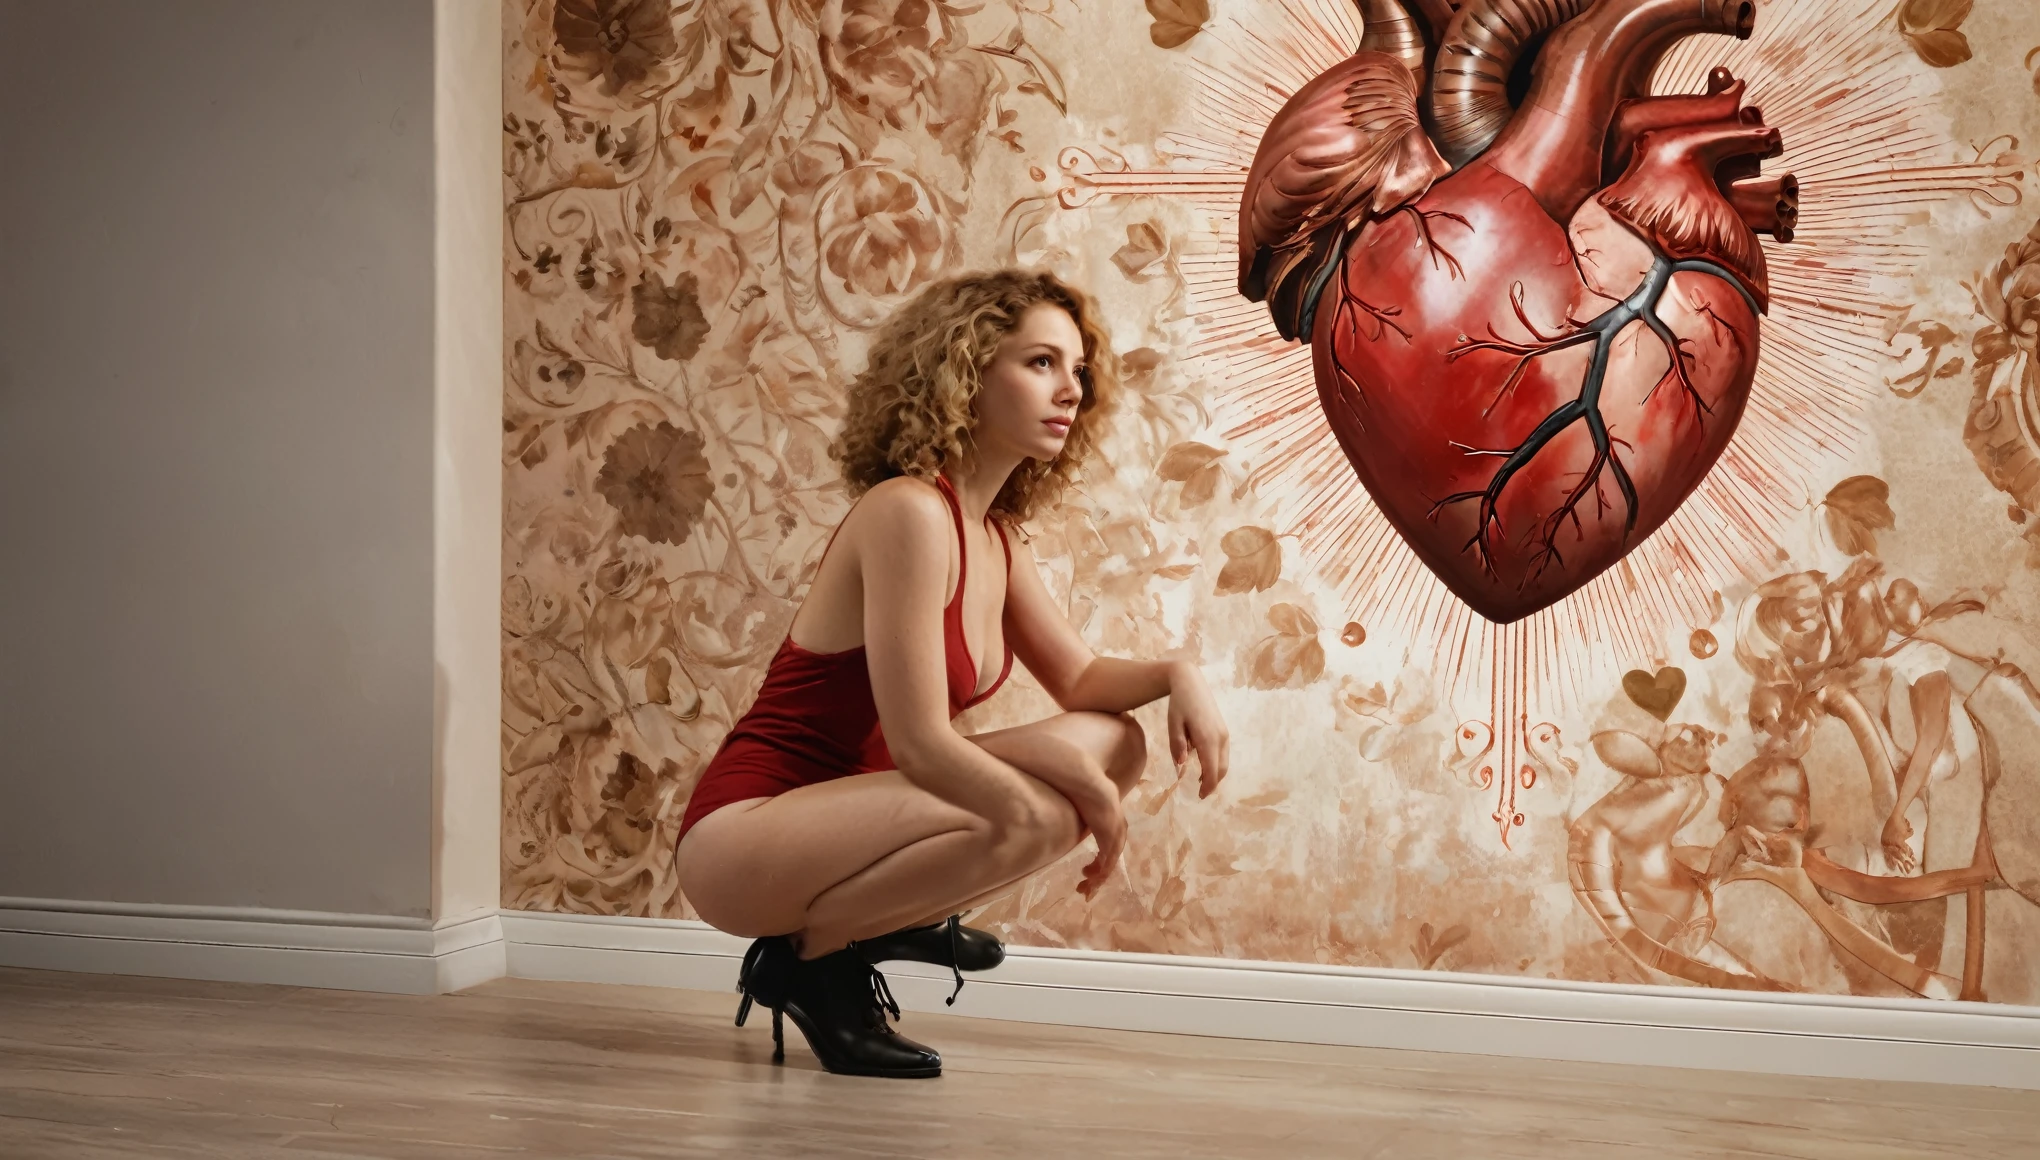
[674,269,1230,1078]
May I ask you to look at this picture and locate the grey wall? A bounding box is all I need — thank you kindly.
[0,1,437,916]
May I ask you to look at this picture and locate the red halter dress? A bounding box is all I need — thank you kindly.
[677,476,1014,840]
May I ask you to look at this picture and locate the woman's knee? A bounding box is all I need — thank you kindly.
[1103,712,1147,796]
[1048,710,1146,795]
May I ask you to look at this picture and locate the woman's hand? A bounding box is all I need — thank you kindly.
[969,726,1128,900]
[1075,779,1126,899]
[1166,661,1230,798]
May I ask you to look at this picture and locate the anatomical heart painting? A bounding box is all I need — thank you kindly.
[502,0,2040,1004]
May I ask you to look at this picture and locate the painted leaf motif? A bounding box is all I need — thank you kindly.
[1897,0,1971,34]
[1179,463,1223,507]
[1336,679,1399,759]
[1898,0,1972,67]
[1157,441,1226,480]
[1340,680,1390,716]
[1824,475,1895,555]
[1906,30,1972,67]
[1415,922,1470,969]
[1121,346,1165,384]
[510,425,549,469]
[1267,602,1318,637]
[1907,319,1958,348]
[1146,0,1209,48]
[984,35,1069,116]
[1251,602,1324,687]
[1248,631,1323,688]
[1215,526,1281,594]
[1153,875,1187,920]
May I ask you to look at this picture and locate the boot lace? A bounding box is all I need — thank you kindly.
[867,963,903,1026]
[944,915,965,1006]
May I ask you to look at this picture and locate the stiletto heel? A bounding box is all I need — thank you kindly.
[771,1007,785,1062]
[777,950,942,1078]
[733,935,795,1031]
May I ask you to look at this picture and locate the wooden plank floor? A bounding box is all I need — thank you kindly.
[1,967,2035,1159]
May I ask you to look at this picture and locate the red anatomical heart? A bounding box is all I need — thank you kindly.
[1240,0,1798,623]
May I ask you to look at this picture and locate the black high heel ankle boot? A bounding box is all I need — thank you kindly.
[853,915,1004,1005]
[776,949,942,1079]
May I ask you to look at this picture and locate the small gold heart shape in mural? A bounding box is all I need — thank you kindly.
[1623,667,1687,721]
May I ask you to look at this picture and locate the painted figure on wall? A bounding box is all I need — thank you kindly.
[1568,554,2040,1001]
[1567,718,1786,990]
[1240,0,1795,622]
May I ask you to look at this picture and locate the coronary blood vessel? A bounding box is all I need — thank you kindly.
[1240,0,1798,622]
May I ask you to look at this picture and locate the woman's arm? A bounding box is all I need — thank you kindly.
[1005,535,1231,796]
[855,480,1057,828]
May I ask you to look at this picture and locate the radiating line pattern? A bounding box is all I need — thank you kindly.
[1054,0,2024,841]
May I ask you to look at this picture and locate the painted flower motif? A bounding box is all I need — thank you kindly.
[1965,219,2040,527]
[1976,220,2040,364]
[594,537,659,601]
[630,271,710,362]
[815,164,956,325]
[551,0,679,104]
[503,574,570,639]
[647,219,741,322]
[771,138,853,197]
[596,752,663,859]
[823,0,938,113]
[818,0,996,159]
[573,229,640,307]
[595,422,714,545]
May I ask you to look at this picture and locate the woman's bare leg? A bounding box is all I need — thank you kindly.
[675,711,1145,957]
[889,711,1149,930]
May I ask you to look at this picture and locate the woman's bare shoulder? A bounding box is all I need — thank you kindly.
[860,474,946,506]
[790,477,952,648]
[841,476,953,555]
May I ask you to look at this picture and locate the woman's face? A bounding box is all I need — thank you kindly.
[974,303,1088,464]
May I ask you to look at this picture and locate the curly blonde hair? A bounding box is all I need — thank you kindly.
[830,268,1118,523]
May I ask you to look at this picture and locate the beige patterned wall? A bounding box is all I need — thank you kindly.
[502,0,2040,1004]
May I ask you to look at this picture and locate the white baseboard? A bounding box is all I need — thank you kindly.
[10,898,2038,1089]
[0,897,505,995]
[501,910,2040,1090]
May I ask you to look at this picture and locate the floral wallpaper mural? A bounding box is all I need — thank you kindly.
[502,0,2040,1004]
